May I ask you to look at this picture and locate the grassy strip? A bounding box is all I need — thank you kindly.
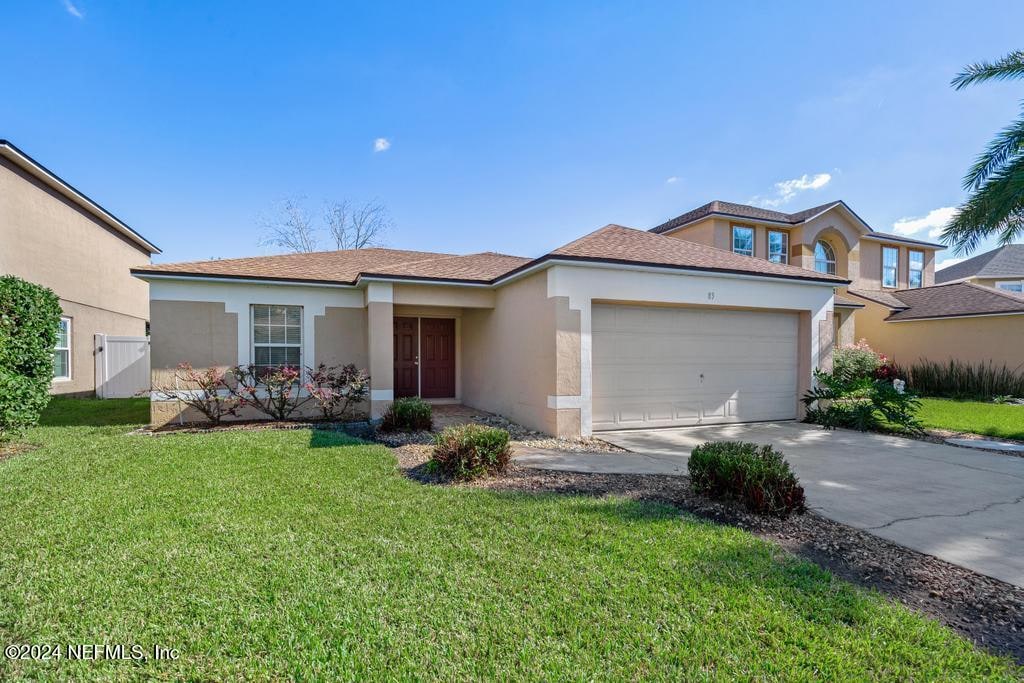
[918,397,1024,441]
[0,398,1017,679]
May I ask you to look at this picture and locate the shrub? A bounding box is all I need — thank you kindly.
[430,424,512,480]
[154,363,238,424]
[0,276,62,442]
[228,365,308,420]
[833,339,884,382]
[688,441,805,517]
[803,370,922,434]
[303,363,370,421]
[896,359,1024,400]
[380,396,433,431]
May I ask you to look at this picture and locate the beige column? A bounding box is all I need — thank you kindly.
[366,283,394,419]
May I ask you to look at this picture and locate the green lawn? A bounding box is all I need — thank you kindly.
[0,398,1018,680]
[918,397,1024,441]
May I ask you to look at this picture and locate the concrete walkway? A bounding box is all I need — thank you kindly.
[514,422,1024,587]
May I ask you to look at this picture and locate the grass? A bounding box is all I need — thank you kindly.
[0,398,1018,680]
[918,397,1024,441]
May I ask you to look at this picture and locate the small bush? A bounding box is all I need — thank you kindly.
[897,359,1024,400]
[380,397,433,431]
[0,276,63,442]
[430,424,511,480]
[833,339,884,382]
[228,365,308,420]
[154,363,238,424]
[688,441,805,517]
[304,363,370,421]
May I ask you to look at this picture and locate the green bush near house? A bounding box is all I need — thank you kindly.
[833,339,884,382]
[803,370,922,434]
[898,359,1024,401]
[688,441,806,517]
[430,423,511,480]
[380,396,433,431]
[0,275,62,442]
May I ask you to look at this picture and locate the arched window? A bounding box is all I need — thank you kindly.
[814,240,836,275]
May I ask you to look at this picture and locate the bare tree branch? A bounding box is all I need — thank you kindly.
[258,198,322,253]
[324,199,392,250]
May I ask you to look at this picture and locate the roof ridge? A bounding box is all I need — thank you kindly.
[962,280,1024,302]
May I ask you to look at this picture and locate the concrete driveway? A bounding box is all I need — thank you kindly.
[518,422,1024,587]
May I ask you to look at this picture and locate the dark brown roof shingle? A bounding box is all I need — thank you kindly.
[884,282,1024,321]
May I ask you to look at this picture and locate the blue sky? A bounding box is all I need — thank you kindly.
[3,1,1024,269]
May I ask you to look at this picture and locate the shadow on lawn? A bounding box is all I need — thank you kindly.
[38,397,150,427]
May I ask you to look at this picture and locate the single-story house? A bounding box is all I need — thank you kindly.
[132,225,846,437]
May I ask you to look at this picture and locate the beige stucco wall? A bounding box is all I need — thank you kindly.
[0,156,153,395]
[150,300,238,388]
[53,299,147,395]
[0,157,151,320]
[314,307,369,370]
[393,283,495,308]
[461,271,576,436]
[855,299,1024,368]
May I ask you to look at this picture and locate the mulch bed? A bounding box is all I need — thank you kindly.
[392,445,1024,664]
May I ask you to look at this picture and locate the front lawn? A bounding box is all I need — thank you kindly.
[0,398,1017,679]
[918,397,1024,441]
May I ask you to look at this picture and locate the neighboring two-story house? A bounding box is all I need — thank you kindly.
[651,200,1024,368]
[935,244,1024,292]
[0,140,160,395]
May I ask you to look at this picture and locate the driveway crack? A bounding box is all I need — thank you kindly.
[867,493,1024,531]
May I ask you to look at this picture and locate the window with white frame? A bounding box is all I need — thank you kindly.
[53,317,71,380]
[732,225,754,257]
[252,304,302,377]
[768,230,788,264]
[908,250,924,289]
[996,280,1024,292]
[814,240,836,275]
[882,246,899,288]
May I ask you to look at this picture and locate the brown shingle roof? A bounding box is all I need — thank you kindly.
[834,293,865,308]
[543,224,847,283]
[884,282,1024,321]
[135,224,847,287]
[935,244,1024,283]
[847,289,910,309]
[650,200,844,234]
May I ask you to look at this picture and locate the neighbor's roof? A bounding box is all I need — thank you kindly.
[852,282,1024,321]
[0,139,160,254]
[649,199,944,249]
[134,224,849,287]
[935,244,1024,283]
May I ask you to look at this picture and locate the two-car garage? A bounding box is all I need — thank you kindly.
[590,304,800,431]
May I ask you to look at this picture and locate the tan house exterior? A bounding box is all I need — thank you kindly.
[134,226,844,437]
[0,141,160,395]
[650,200,1024,369]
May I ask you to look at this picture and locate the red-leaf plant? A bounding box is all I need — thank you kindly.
[303,363,370,421]
[155,362,239,425]
[227,365,309,421]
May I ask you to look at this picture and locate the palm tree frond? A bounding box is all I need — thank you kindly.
[963,115,1024,189]
[951,50,1024,90]
[943,158,1024,254]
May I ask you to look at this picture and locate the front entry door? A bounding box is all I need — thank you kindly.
[420,318,456,399]
[393,317,419,398]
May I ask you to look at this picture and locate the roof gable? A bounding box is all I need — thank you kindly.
[935,244,1024,283]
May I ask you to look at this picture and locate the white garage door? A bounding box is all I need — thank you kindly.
[592,304,799,431]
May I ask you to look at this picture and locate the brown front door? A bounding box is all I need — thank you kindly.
[420,318,456,399]
[393,317,419,398]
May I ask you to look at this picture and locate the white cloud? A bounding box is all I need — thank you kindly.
[665,176,679,185]
[759,173,832,208]
[891,206,955,238]
[63,0,84,18]
[935,256,966,271]
[373,137,391,153]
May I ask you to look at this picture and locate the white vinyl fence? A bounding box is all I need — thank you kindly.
[95,334,151,399]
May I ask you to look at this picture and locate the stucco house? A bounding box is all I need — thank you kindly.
[935,244,1024,292]
[133,225,846,436]
[0,140,160,396]
[651,200,1024,369]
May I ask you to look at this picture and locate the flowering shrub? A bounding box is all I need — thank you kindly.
[155,363,238,424]
[227,365,308,421]
[803,369,922,433]
[303,363,370,421]
[833,339,884,382]
[688,441,805,517]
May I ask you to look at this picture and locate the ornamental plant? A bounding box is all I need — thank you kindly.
[688,441,805,517]
[380,397,433,431]
[303,363,370,421]
[228,365,308,421]
[154,363,238,425]
[430,424,512,480]
[833,339,884,382]
[0,276,62,442]
[803,369,922,434]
